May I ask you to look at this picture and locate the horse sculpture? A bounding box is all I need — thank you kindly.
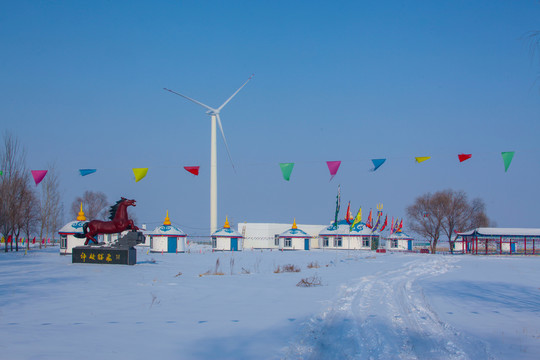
[77,197,139,245]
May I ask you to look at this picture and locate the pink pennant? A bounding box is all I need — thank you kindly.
[31,170,47,186]
[326,161,341,181]
[184,166,199,176]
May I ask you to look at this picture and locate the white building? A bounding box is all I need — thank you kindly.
[278,219,312,250]
[58,203,91,255]
[149,211,187,253]
[58,220,88,255]
[238,222,326,250]
[319,220,380,250]
[386,231,414,251]
[212,217,243,251]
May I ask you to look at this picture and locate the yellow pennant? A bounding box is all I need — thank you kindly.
[133,168,149,182]
[415,156,431,163]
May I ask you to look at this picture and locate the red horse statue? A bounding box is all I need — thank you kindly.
[78,197,139,245]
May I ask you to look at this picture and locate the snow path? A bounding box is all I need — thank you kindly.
[285,256,492,360]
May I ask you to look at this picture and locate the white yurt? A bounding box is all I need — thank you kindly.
[212,217,243,251]
[386,230,414,251]
[319,220,380,250]
[149,211,187,253]
[58,203,89,255]
[278,219,312,250]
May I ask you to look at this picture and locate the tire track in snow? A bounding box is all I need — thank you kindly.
[284,256,492,360]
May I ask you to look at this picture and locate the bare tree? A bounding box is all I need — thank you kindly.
[407,189,490,254]
[406,192,446,253]
[70,191,109,221]
[0,132,28,252]
[21,183,41,250]
[38,163,63,247]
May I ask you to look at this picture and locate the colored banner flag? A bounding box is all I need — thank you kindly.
[79,169,97,176]
[390,217,395,234]
[350,207,362,231]
[380,215,388,232]
[398,219,403,232]
[133,168,148,182]
[0,170,3,176]
[334,185,341,227]
[373,212,382,231]
[345,202,352,224]
[366,209,373,229]
[501,151,515,172]
[326,161,341,181]
[458,154,472,163]
[371,159,386,172]
[279,163,294,181]
[184,166,200,176]
[32,237,36,244]
[415,156,431,163]
[31,170,47,185]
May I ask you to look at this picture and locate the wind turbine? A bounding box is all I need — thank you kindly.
[164,75,253,235]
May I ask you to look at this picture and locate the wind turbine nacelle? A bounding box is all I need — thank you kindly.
[206,109,219,116]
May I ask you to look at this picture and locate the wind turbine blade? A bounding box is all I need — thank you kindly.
[217,74,254,111]
[163,88,215,112]
[216,114,236,173]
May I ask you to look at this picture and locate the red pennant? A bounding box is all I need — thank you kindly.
[32,237,36,244]
[458,154,472,163]
[31,170,48,186]
[184,166,199,176]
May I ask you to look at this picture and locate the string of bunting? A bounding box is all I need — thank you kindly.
[0,152,516,184]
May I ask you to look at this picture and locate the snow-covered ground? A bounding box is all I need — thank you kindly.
[1,245,538,359]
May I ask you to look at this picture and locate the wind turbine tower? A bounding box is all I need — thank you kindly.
[164,75,253,234]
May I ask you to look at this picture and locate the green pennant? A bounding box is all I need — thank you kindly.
[279,163,294,181]
[501,151,515,172]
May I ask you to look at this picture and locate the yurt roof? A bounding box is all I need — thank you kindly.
[388,231,413,239]
[319,220,380,236]
[279,227,311,238]
[58,221,86,234]
[148,225,186,236]
[212,227,243,237]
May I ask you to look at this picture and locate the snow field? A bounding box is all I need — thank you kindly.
[0,246,539,359]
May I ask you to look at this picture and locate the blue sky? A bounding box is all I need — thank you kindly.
[1,1,539,235]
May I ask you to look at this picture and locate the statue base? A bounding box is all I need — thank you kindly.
[72,246,136,265]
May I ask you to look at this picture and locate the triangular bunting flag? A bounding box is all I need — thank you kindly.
[184,166,200,176]
[0,170,3,176]
[279,163,294,181]
[133,168,148,182]
[457,154,472,163]
[501,151,515,172]
[79,169,97,176]
[371,158,386,171]
[415,156,431,163]
[31,170,47,186]
[326,161,341,181]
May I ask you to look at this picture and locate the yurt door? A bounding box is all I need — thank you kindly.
[304,238,310,250]
[231,238,238,251]
[407,240,412,251]
[167,237,177,253]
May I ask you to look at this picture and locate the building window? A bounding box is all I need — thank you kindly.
[274,234,280,246]
[149,236,153,248]
[392,240,398,248]
[211,237,217,248]
[60,235,67,249]
[362,237,370,247]
[334,237,342,247]
[285,238,292,247]
[323,237,329,247]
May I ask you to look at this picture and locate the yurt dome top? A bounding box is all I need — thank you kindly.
[279,219,311,238]
[212,217,243,238]
[388,231,412,240]
[148,211,187,236]
[58,204,87,234]
[58,220,86,234]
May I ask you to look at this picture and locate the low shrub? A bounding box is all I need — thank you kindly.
[296,275,322,287]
